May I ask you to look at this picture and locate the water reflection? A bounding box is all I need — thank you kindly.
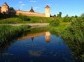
[18,32,45,40]
[0,40,15,53]
[45,32,51,43]
[28,50,42,57]
[0,32,75,62]
[31,36,34,41]
[18,31,51,43]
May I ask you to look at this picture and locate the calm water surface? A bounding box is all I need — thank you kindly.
[0,32,75,62]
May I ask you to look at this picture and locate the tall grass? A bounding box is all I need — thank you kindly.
[0,25,30,45]
[61,17,84,62]
[48,16,84,61]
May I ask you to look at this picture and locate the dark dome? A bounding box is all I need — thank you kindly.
[29,7,34,12]
[45,5,50,8]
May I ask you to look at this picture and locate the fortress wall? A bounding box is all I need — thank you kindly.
[0,7,1,13]
[0,3,50,17]
[16,11,45,17]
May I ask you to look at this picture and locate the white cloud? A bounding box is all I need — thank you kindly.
[19,1,26,6]
[21,3,25,6]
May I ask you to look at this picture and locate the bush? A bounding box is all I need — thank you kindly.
[0,12,16,19]
[62,17,84,61]
[63,17,72,22]
[50,18,60,26]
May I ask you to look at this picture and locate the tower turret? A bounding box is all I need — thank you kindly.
[45,5,50,17]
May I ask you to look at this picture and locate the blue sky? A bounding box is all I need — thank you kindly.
[0,0,84,16]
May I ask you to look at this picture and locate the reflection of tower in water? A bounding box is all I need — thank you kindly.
[45,32,51,43]
[31,36,34,41]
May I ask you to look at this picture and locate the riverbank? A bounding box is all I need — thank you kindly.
[49,17,84,62]
[0,25,48,46]
[0,25,30,45]
[0,15,84,62]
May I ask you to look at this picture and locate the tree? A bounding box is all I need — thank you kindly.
[9,7,14,10]
[63,14,72,22]
[53,14,56,17]
[9,7,16,15]
[57,12,62,17]
[80,13,84,17]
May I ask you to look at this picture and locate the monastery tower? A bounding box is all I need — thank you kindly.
[1,2,9,14]
[45,5,50,17]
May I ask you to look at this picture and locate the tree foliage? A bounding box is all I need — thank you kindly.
[57,12,62,17]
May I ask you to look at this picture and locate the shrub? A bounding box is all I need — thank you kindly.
[50,18,60,26]
[62,17,84,61]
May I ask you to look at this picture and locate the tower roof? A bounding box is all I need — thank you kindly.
[45,5,50,8]
[2,2,9,7]
[29,7,34,12]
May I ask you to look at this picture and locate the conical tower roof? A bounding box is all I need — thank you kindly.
[29,7,34,12]
[45,5,50,8]
[3,2,9,6]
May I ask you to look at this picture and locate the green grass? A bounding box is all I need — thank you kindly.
[0,25,30,45]
[0,16,53,24]
[0,17,27,24]
[0,24,48,45]
[49,22,70,35]
[61,18,84,61]
[48,17,84,61]
[27,16,53,23]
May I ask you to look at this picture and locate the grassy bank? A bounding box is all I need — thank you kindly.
[0,25,48,46]
[49,22,70,35]
[61,17,84,62]
[0,16,53,24]
[0,25,30,45]
[49,17,84,62]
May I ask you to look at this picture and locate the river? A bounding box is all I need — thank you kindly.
[0,32,75,62]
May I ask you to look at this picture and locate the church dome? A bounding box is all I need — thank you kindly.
[29,7,34,12]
